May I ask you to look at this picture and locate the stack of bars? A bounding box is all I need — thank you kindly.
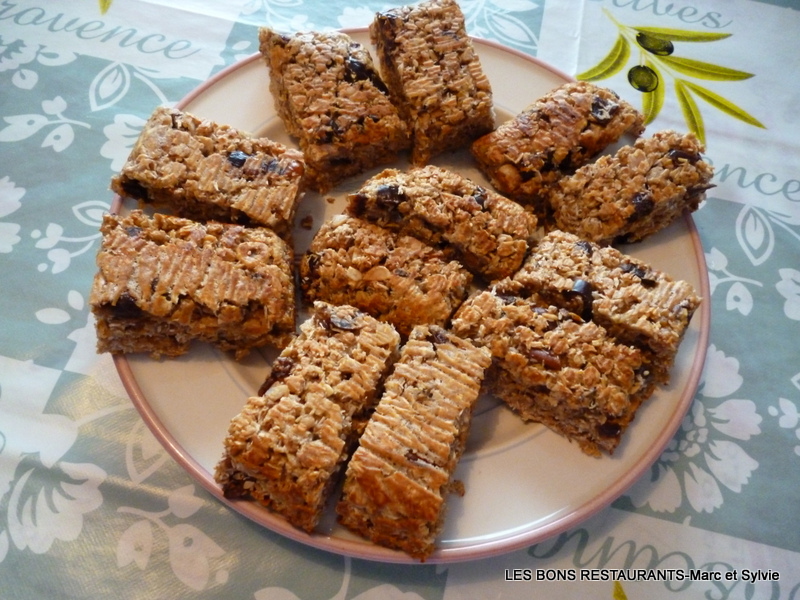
[89,210,296,359]
[451,230,701,457]
[215,303,401,533]
[336,325,491,559]
[109,106,305,239]
[259,0,495,192]
[215,304,491,560]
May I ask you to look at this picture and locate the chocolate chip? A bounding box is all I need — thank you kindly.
[629,191,655,221]
[125,225,142,237]
[621,262,657,288]
[344,55,389,94]
[667,148,701,165]
[472,186,488,209]
[575,240,594,257]
[349,193,367,215]
[597,421,622,439]
[227,151,250,168]
[590,96,619,124]
[258,356,295,395]
[527,348,561,370]
[120,179,149,201]
[497,293,518,305]
[427,328,450,346]
[376,183,404,207]
[261,158,280,173]
[568,279,594,321]
[112,292,141,318]
[621,262,647,279]
[329,315,360,330]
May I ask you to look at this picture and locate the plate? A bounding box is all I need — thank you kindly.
[114,29,710,564]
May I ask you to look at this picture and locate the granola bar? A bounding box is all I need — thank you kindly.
[89,210,295,359]
[548,130,715,244]
[512,229,701,383]
[259,28,410,193]
[300,214,472,336]
[336,325,491,559]
[346,165,538,281]
[370,0,494,165]
[110,106,305,239]
[471,81,644,216]
[214,302,401,533]
[451,282,651,456]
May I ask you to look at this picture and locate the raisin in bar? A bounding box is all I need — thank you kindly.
[259,28,410,193]
[110,106,305,239]
[300,214,472,336]
[471,81,644,216]
[512,229,701,383]
[336,325,491,559]
[370,0,494,165]
[549,130,715,244]
[214,302,401,533]
[451,282,651,456]
[90,210,295,359]
[347,165,538,281]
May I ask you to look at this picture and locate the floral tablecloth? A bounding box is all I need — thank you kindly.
[2,0,799,598]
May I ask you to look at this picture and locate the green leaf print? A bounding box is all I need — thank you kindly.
[578,34,630,81]
[675,79,706,143]
[641,59,665,125]
[681,80,766,128]
[632,26,732,43]
[659,56,753,81]
[577,9,764,139]
[613,580,629,600]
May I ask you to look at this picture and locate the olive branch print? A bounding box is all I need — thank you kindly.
[99,0,113,15]
[578,9,764,144]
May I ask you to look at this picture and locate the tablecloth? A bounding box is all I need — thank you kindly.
[1,0,799,598]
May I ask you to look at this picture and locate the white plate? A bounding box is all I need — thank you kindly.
[114,29,711,564]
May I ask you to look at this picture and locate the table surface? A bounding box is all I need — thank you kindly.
[2,0,799,598]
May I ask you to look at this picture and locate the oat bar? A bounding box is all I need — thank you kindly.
[471,81,644,216]
[89,210,295,359]
[347,165,538,281]
[512,229,701,382]
[259,28,410,193]
[549,130,715,244]
[300,215,472,336]
[370,0,494,165]
[214,302,401,532]
[451,282,651,456]
[110,106,305,238]
[336,325,491,559]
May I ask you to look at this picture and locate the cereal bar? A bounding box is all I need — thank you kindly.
[512,229,701,382]
[471,81,644,216]
[300,214,472,336]
[90,210,296,359]
[370,0,494,165]
[347,165,538,281]
[259,28,410,193]
[110,106,305,238]
[549,130,715,244]
[336,325,491,559]
[451,282,652,456]
[215,302,401,532]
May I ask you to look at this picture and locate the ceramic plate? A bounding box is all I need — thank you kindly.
[114,29,710,564]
